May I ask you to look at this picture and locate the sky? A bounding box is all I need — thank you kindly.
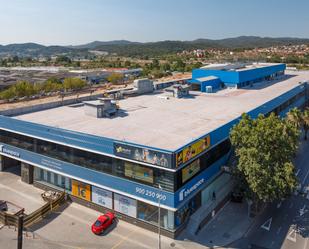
[0,0,308,46]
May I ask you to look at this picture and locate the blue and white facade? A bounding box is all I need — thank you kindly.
[191,63,286,89]
[0,65,308,237]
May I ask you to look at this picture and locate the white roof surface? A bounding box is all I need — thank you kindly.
[15,71,309,151]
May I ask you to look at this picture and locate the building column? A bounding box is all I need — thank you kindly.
[21,162,34,184]
[0,155,4,171]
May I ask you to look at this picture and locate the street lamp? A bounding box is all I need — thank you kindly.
[158,184,162,249]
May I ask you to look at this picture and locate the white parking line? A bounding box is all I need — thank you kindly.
[287,228,297,242]
[296,169,301,176]
[302,169,309,185]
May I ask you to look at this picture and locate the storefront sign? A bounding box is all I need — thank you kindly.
[72,180,91,201]
[176,135,210,167]
[178,178,205,202]
[92,186,113,209]
[114,142,173,168]
[114,193,137,218]
[0,145,20,158]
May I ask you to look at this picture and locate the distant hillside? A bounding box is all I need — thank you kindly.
[0,43,87,57]
[210,36,309,48]
[92,36,309,57]
[71,40,140,49]
[0,36,309,58]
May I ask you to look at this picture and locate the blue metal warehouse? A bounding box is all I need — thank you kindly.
[190,63,286,90]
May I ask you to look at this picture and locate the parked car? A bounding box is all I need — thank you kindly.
[91,212,116,235]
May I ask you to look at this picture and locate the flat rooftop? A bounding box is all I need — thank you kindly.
[14,71,309,151]
[201,63,281,72]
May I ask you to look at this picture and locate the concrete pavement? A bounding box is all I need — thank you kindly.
[178,201,253,248]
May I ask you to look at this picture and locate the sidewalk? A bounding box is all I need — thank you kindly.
[177,201,254,248]
[0,167,45,213]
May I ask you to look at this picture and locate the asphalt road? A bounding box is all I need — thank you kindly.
[230,139,309,249]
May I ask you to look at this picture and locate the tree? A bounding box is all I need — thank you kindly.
[107,73,124,84]
[172,59,186,72]
[0,81,39,100]
[56,55,72,64]
[230,113,299,203]
[161,63,171,72]
[63,78,86,91]
[302,108,309,140]
[286,107,303,129]
[124,60,131,68]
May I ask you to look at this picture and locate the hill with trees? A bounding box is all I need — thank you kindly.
[1,36,309,58]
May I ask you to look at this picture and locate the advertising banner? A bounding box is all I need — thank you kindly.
[92,186,113,209]
[182,159,200,183]
[176,135,210,167]
[114,142,173,168]
[72,180,91,201]
[114,193,137,218]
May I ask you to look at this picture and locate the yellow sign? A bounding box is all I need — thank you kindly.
[177,135,210,167]
[72,180,91,201]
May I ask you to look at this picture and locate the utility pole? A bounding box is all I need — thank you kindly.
[158,185,162,249]
[17,215,24,249]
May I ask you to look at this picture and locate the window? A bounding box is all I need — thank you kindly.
[137,201,175,230]
[0,129,175,192]
[124,162,154,184]
[34,168,72,192]
[175,191,201,228]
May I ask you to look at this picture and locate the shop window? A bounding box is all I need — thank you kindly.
[175,191,201,228]
[34,168,71,192]
[137,201,175,230]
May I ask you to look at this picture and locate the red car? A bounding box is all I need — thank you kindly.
[91,212,116,235]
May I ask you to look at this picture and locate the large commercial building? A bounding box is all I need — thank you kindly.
[0,64,308,237]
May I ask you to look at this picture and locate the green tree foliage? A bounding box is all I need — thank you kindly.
[172,59,186,72]
[303,108,309,140]
[230,113,299,202]
[41,77,63,92]
[55,55,72,64]
[107,73,124,84]
[286,107,309,140]
[286,107,303,129]
[63,78,86,91]
[0,77,86,100]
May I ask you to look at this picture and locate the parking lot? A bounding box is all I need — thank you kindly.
[0,167,207,249]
